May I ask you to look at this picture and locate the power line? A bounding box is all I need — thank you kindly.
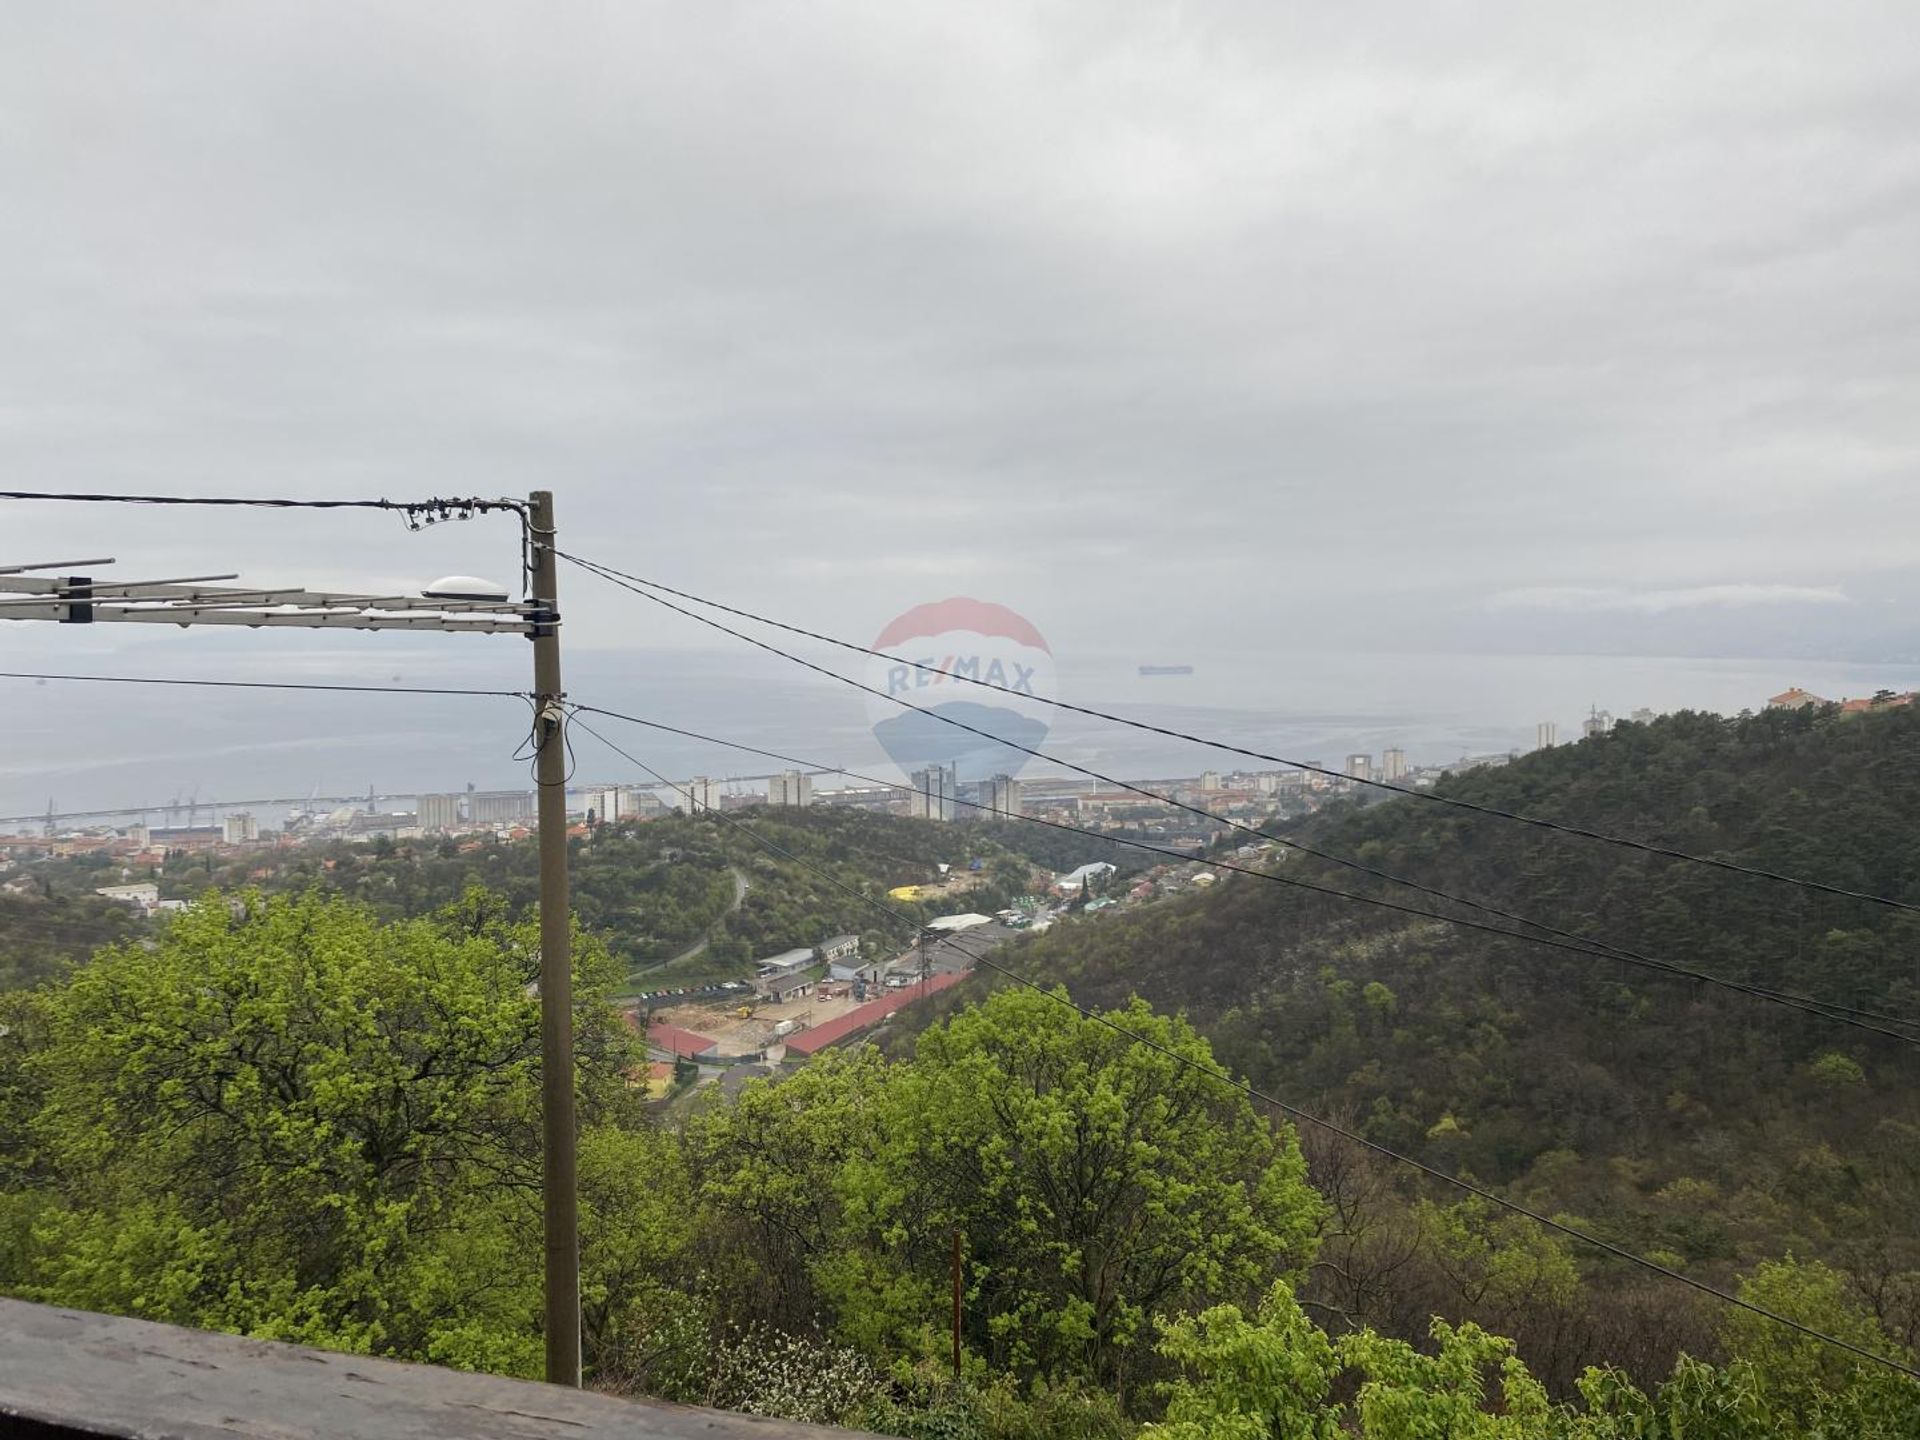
[551,559,1920,1043]
[0,671,537,828]
[0,490,525,517]
[560,558,1581,924]
[564,553,1920,1035]
[568,703,1920,1042]
[0,670,530,699]
[564,710,1920,1386]
[0,491,527,550]
[573,626,1909,1037]
[558,551,1920,917]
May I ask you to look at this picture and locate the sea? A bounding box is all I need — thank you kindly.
[4,642,1915,828]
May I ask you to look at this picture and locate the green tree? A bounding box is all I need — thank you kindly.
[1340,1321,1558,1438]
[1152,1282,1342,1439]
[1415,1196,1582,1325]
[826,987,1324,1387]
[577,1124,699,1372]
[1143,1287,1920,1440]
[1721,1257,1919,1423]
[4,888,633,1370]
[685,1046,894,1332]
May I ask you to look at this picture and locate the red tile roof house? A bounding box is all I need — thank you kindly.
[622,1013,719,1060]
[1765,687,1829,710]
[1838,692,1913,715]
[783,971,967,1058]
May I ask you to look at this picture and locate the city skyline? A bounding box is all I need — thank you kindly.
[2,669,1908,833]
[5,681,1877,839]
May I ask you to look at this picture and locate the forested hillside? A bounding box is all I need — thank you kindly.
[3,889,1912,1437]
[942,703,1920,1396]
[3,807,1088,993]
[3,709,1918,1433]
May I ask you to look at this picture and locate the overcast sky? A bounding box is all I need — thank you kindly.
[3,3,1918,811]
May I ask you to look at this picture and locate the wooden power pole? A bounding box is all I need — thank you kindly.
[528,490,580,1386]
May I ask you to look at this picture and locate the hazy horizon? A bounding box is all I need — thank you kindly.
[5,632,1913,821]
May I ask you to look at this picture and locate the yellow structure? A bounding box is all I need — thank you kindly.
[888,884,924,901]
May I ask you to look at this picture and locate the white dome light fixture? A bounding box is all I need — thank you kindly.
[422,574,511,602]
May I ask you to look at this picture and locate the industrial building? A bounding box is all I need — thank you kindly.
[768,770,812,806]
[910,764,955,821]
[467,790,535,825]
[756,947,816,978]
[988,773,1022,818]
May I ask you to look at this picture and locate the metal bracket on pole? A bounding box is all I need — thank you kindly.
[59,576,93,624]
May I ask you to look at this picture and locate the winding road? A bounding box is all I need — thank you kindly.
[639,864,750,973]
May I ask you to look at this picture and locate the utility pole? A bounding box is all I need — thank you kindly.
[0,497,582,1388]
[527,490,580,1387]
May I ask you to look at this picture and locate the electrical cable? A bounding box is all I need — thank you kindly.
[556,704,579,786]
[568,703,1920,1040]
[557,550,1920,917]
[557,551,1920,1027]
[0,669,530,698]
[0,490,525,516]
[575,652,1917,1034]
[558,557,1594,923]
[563,711,1920,1386]
[560,557,1920,1036]
[0,488,527,553]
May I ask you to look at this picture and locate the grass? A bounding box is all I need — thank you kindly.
[613,951,752,998]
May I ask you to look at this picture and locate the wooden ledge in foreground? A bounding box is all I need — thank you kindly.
[0,1297,880,1439]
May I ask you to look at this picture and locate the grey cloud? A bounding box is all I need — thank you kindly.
[3,3,1919,809]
